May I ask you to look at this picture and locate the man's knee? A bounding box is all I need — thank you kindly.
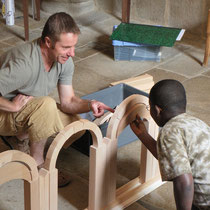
[39,96,57,108]
[27,97,63,142]
[36,96,57,115]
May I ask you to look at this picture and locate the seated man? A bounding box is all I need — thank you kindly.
[130,79,210,209]
[0,13,114,173]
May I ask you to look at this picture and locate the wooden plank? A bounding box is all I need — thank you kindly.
[107,176,163,210]
[110,74,154,93]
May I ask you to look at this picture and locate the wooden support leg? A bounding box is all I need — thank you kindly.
[122,0,131,23]
[24,179,40,210]
[39,169,50,210]
[49,169,58,210]
[104,138,118,205]
[35,0,40,21]
[22,0,29,41]
[203,9,210,66]
[89,143,107,210]
[140,119,160,183]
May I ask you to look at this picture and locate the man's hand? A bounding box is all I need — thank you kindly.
[12,94,33,112]
[91,100,115,118]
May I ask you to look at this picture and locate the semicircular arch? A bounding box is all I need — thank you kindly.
[44,119,103,170]
[106,94,150,141]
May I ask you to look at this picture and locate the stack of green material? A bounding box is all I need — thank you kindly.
[110,23,182,47]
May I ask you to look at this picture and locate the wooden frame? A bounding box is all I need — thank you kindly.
[38,119,111,210]
[0,90,162,209]
[92,94,163,209]
[0,150,40,210]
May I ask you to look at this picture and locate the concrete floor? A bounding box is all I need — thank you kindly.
[0,6,210,210]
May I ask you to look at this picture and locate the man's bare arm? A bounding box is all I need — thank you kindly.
[0,94,33,112]
[58,84,114,116]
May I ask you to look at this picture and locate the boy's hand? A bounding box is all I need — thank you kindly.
[131,114,158,159]
[130,114,148,138]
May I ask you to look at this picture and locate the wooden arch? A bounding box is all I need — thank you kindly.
[107,94,150,140]
[102,94,163,209]
[0,150,39,210]
[44,119,103,171]
[38,119,108,210]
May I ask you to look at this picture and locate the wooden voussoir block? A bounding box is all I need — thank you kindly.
[110,74,154,93]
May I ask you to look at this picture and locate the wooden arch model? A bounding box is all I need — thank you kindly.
[38,119,112,210]
[100,94,163,209]
[0,150,40,210]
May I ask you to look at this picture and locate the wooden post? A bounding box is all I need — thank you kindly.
[88,142,107,209]
[203,9,210,66]
[35,0,40,21]
[122,0,131,23]
[22,0,29,41]
[139,118,159,183]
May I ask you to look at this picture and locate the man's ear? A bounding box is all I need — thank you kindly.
[45,36,52,48]
[155,105,162,116]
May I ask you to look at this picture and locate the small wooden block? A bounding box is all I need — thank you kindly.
[110,74,154,93]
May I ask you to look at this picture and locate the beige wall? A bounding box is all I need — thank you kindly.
[94,0,210,37]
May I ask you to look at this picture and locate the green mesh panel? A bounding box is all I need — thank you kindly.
[110,23,182,47]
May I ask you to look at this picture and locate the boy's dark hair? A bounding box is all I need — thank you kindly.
[149,79,186,112]
[41,12,80,44]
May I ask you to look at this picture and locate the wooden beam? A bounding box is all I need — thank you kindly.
[203,9,210,66]
[22,0,29,41]
[122,0,131,23]
[107,176,164,209]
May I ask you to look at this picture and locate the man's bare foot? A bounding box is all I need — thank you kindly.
[2,136,30,154]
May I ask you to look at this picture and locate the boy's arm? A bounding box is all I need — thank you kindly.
[130,114,158,159]
[173,173,194,210]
